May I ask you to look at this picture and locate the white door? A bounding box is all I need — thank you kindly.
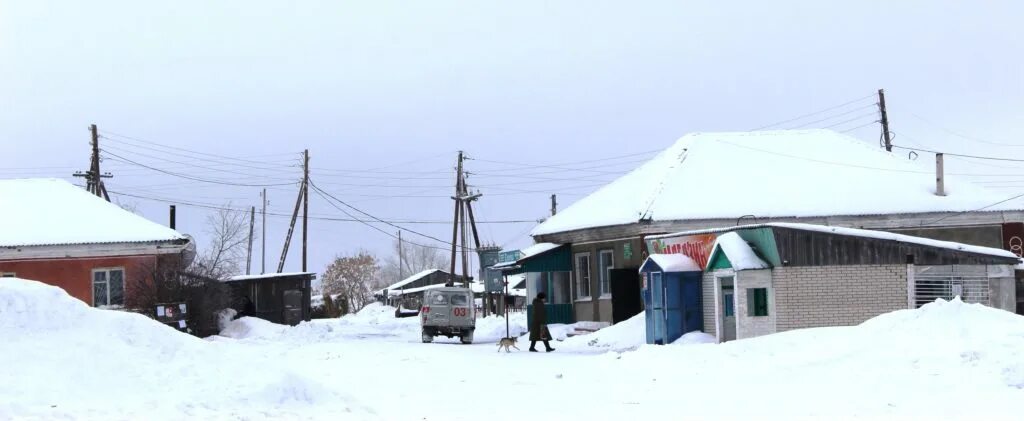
[719,276,736,342]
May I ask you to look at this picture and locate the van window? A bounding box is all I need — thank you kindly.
[431,294,448,305]
[450,294,468,306]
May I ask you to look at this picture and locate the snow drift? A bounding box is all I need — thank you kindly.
[0,279,368,419]
[219,302,529,344]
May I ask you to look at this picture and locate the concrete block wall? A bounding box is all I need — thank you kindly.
[773,264,908,331]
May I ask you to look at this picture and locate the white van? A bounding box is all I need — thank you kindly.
[420,287,476,344]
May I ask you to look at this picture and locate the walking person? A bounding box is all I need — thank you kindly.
[529,292,555,352]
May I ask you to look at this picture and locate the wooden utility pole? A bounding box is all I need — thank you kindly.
[448,151,487,314]
[550,194,557,216]
[398,230,404,281]
[278,180,305,273]
[261,189,267,274]
[449,152,463,282]
[246,206,255,275]
[878,89,893,152]
[169,205,176,229]
[278,150,310,274]
[74,124,112,201]
[302,149,309,273]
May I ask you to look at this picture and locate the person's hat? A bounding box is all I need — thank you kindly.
[536,292,547,300]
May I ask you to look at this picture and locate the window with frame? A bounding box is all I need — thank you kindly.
[574,253,591,299]
[598,249,614,296]
[1,272,16,278]
[92,268,125,307]
[747,288,768,317]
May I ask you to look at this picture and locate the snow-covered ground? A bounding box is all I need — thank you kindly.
[3,278,1024,420]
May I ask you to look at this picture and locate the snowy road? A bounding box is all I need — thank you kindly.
[3,280,1024,420]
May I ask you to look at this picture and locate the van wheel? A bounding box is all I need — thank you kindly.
[460,332,473,344]
[422,331,433,343]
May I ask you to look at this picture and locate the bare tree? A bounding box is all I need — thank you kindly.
[192,206,251,279]
[379,240,449,288]
[125,205,252,336]
[321,251,380,314]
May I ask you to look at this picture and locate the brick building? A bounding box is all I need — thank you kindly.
[0,178,192,307]
[530,129,1024,324]
[670,223,1019,342]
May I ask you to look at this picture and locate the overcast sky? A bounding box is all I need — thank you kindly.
[2,0,1022,278]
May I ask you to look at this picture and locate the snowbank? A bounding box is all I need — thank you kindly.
[474,314,529,342]
[218,302,529,344]
[672,331,717,345]
[0,279,368,419]
[555,313,647,352]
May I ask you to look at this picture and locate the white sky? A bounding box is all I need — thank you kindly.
[2,0,1022,277]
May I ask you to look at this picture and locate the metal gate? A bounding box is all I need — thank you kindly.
[912,265,989,308]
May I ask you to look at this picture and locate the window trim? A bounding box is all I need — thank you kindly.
[91,267,126,308]
[598,249,615,298]
[574,252,592,301]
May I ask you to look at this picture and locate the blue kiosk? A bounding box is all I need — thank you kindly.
[639,254,704,345]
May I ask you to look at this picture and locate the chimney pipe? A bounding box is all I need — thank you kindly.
[936,153,946,196]
[169,205,177,229]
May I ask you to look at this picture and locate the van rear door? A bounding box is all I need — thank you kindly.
[448,293,473,326]
[425,292,449,325]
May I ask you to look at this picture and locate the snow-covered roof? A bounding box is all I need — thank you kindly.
[655,222,1019,260]
[769,223,1018,259]
[710,232,770,270]
[532,130,1024,236]
[387,283,447,296]
[227,272,316,282]
[496,243,562,267]
[376,269,443,293]
[0,178,186,247]
[642,254,701,272]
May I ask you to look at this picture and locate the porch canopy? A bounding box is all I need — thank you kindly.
[489,242,574,324]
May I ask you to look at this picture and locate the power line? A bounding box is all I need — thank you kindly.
[839,121,881,133]
[100,130,302,165]
[107,189,535,225]
[469,149,661,169]
[890,145,1024,163]
[102,143,299,182]
[821,112,880,130]
[101,134,300,173]
[750,93,877,130]
[907,112,1024,147]
[310,180,478,251]
[102,151,300,187]
[922,191,1024,226]
[784,103,877,129]
[469,157,649,175]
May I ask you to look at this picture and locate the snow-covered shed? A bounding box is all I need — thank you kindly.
[225,272,315,326]
[529,129,1024,324]
[647,223,1021,343]
[373,269,468,308]
[0,178,192,307]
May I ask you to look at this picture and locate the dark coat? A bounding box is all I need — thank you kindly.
[529,297,551,341]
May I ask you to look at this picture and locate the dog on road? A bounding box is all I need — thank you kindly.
[497,337,520,353]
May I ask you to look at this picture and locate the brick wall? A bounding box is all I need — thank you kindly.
[0,255,157,306]
[773,264,908,331]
